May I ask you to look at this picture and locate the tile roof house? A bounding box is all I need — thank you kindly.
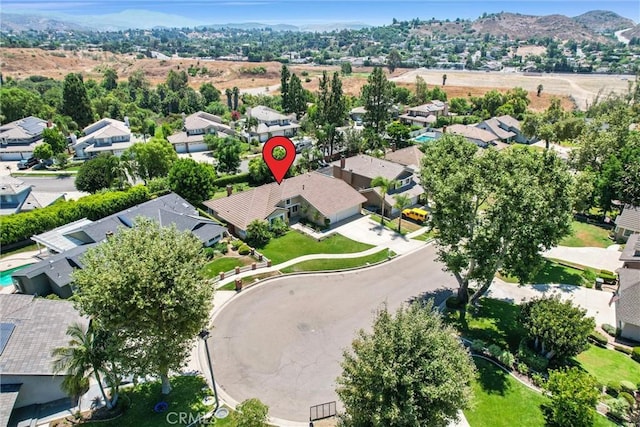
[168,111,235,153]
[12,193,228,298]
[615,234,640,342]
[73,118,142,159]
[204,172,366,238]
[0,294,89,424]
[330,154,424,217]
[0,176,65,216]
[0,116,49,161]
[399,101,448,128]
[443,124,509,150]
[246,106,300,143]
[476,115,528,144]
[614,205,640,242]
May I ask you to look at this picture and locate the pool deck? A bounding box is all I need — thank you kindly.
[0,250,42,294]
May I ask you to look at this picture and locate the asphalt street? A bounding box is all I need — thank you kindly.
[209,244,456,422]
[18,175,77,193]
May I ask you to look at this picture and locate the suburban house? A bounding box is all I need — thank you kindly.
[0,176,65,215]
[73,118,142,159]
[330,154,424,217]
[246,106,300,143]
[442,124,509,150]
[203,172,367,238]
[11,193,228,298]
[615,233,640,341]
[398,101,449,128]
[476,115,528,144]
[0,116,49,161]
[384,145,425,170]
[0,294,89,427]
[349,106,401,123]
[614,205,640,242]
[168,111,236,153]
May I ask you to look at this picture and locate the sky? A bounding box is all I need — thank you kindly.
[3,0,639,27]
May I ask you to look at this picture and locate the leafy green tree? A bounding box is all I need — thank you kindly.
[537,84,543,97]
[449,97,470,114]
[386,121,411,149]
[362,67,394,137]
[200,82,220,104]
[314,71,347,157]
[52,322,116,409]
[337,301,475,427]
[75,153,120,193]
[166,69,188,93]
[341,62,353,76]
[520,295,595,362]
[414,76,429,105]
[420,135,574,305]
[55,152,69,169]
[167,158,216,206]
[232,86,240,111]
[442,74,447,86]
[371,176,399,222]
[288,74,308,119]
[123,138,178,182]
[245,219,273,248]
[102,68,118,91]
[73,218,214,395]
[225,88,233,110]
[393,194,412,232]
[235,398,269,427]
[542,367,600,427]
[62,73,93,128]
[0,87,54,122]
[33,142,53,162]
[248,157,273,185]
[42,127,68,154]
[387,48,402,73]
[216,138,242,174]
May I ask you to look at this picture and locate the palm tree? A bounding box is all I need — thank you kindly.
[442,74,447,86]
[393,194,411,233]
[61,374,90,414]
[232,86,240,111]
[225,88,233,110]
[371,176,399,224]
[52,322,115,410]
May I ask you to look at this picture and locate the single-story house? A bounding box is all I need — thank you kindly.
[476,115,528,144]
[614,205,640,242]
[399,101,448,128]
[0,116,49,161]
[73,118,142,159]
[443,124,509,150]
[168,111,235,153]
[12,193,228,298]
[0,176,65,216]
[246,106,300,143]
[203,172,367,238]
[383,145,425,171]
[0,294,90,426]
[330,154,424,217]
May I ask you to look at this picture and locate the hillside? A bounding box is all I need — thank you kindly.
[0,13,90,32]
[622,24,640,40]
[572,10,635,33]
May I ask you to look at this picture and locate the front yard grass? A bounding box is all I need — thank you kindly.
[202,256,253,278]
[259,231,373,265]
[573,344,640,386]
[496,259,587,286]
[559,221,613,248]
[369,214,418,235]
[280,249,392,273]
[411,229,437,241]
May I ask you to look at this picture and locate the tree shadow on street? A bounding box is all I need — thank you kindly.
[406,287,453,307]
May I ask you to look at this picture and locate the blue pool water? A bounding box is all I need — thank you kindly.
[414,134,436,143]
[0,264,31,287]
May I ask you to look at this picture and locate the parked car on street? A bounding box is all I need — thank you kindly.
[16,157,39,170]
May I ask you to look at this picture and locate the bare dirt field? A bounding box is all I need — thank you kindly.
[1,48,630,111]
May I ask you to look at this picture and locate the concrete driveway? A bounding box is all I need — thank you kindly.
[332,215,425,255]
[543,245,623,272]
[208,244,456,423]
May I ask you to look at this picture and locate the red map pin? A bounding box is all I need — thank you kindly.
[262,136,296,185]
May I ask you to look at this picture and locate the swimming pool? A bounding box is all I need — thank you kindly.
[0,264,32,287]
[414,134,436,143]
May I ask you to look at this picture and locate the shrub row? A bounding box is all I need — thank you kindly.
[212,173,250,188]
[633,347,640,363]
[1,185,150,246]
[602,323,621,338]
[589,331,609,347]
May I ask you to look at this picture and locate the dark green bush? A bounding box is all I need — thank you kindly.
[614,345,632,355]
[471,339,486,352]
[618,391,635,406]
[487,344,503,359]
[214,242,228,255]
[516,362,529,375]
[212,173,250,188]
[203,247,215,260]
[517,339,549,372]
[238,244,251,255]
[606,381,621,397]
[445,296,462,309]
[620,380,636,394]
[589,331,608,347]
[632,347,640,363]
[602,324,618,337]
[231,240,243,250]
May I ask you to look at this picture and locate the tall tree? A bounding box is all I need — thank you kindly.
[72,218,214,395]
[442,74,447,86]
[371,176,398,222]
[199,82,220,104]
[166,69,188,93]
[216,138,242,174]
[232,86,240,111]
[62,73,93,128]
[336,301,475,427]
[167,158,216,206]
[387,48,402,73]
[314,71,346,157]
[225,88,233,110]
[420,135,574,305]
[537,84,543,97]
[102,68,118,91]
[280,64,291,112]
[386,121,411,149]
[33,142,53,162]
[288,73,307,119]
[362,67,394,137]
[123,138,178,183]
[414,76,429,105]
[542,368,600,427]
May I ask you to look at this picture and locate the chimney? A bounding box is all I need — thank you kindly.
[343,168,353,185]
[340,156,346,169]
[105,230,114,240]
[226,185,233,196]
[46,120,52,128]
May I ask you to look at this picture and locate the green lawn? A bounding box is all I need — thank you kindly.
[259,231,373,265]
[411,229,437,241]
[280,249,392,273]
[85,376,220,427]
[466,358,615,427]
[559,221,613,248]
[202,256,253,278]
[497,259,587,286]
[369,214,415,235]
[445,298,524,352]
[574,344,640,386]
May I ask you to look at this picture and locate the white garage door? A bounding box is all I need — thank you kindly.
[175,143,187,154]
[1,151,30,161]
[187,142,208,153]
[331,205,361,224]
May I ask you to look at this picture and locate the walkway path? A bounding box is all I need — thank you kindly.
[543,245,623,272]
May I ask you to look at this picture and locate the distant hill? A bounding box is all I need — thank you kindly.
[622,24,640,41]
[200,22,300,31]
[0,13,90,32]
[572,10,635,33]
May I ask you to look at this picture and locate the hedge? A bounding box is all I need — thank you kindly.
[614,345,632,355]
[632,347,640,363]
[212,173,250,188]
[589,331,608,347]
[1,185,151,246]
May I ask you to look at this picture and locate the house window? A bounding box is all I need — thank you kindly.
[291,205,299,214]
[285,199,291,206]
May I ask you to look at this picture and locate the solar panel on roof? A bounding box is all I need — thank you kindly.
[19,117,45,135]
[0,323,16,355]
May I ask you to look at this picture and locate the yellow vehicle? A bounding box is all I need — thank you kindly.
[402,208,429,223]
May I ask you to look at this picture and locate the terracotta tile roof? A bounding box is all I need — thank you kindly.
[204,172,366,231]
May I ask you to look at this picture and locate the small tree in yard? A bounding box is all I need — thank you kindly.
[33,142,53,162]
[393,194,412,232]
[55,152,69,169]
[245,219,273,248]
[235,398,269,427]
[519,295,595,362]
[542,367,600,427]
[337,301,476,427]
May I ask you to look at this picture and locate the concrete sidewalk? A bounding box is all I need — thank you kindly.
[543,245,623,272]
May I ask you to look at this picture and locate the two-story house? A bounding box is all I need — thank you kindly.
[246,106,300,143]
[0,116,49,161]
[615,233,640,341]
[399,101,449,128]
[73,118,141,159]
[330,154,424,217]
[476,115,528,144]
[168,111,236,153]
